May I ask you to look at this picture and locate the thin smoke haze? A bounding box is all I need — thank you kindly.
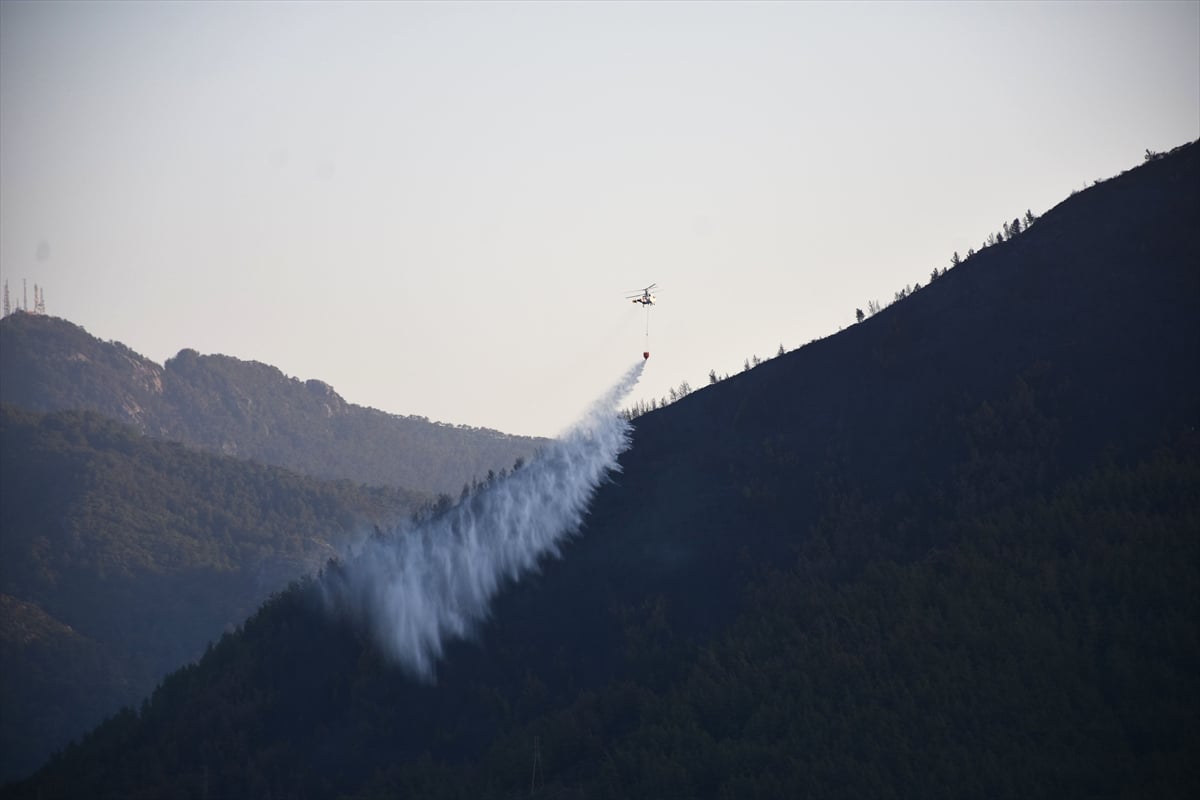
[321,360,646,679]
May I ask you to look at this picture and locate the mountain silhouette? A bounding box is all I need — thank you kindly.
[0,315,544,496]
[5,140,1198,798]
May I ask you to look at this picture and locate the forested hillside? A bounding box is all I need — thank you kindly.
[19,438,1193,799]
[0,316,543,495]
[6,141,1197,799]
[0,406,426,782]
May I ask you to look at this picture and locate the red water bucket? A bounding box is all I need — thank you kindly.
[643,351,650,360]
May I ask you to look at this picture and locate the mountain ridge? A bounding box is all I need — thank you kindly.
[6,140,1198,798]
[0,314,543,495]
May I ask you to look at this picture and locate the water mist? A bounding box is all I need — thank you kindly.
[322,360,645,679]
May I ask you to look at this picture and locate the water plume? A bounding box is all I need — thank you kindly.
[322,360,645,679]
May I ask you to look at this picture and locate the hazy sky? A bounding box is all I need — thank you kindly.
[2,1,1197,436]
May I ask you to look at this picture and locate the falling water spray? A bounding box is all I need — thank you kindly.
[321,360,646,679]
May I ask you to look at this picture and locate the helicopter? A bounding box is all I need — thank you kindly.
[626,284,657,306]
[625,284,658,360]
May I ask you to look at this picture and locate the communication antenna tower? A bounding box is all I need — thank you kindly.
[2,280,9,317]
[34,284,45,314]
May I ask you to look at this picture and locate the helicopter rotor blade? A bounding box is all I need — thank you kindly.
[622,283,659,299]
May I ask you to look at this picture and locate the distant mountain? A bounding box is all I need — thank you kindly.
[6,141,1198,799]
[0,316,543,495]
[0,405,426,783]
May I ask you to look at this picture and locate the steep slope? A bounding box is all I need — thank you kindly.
[0,406,426,783]
[0,317,543,495]
[7,141,1198,799]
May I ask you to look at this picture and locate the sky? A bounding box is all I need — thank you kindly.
[2,0,1197,437]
